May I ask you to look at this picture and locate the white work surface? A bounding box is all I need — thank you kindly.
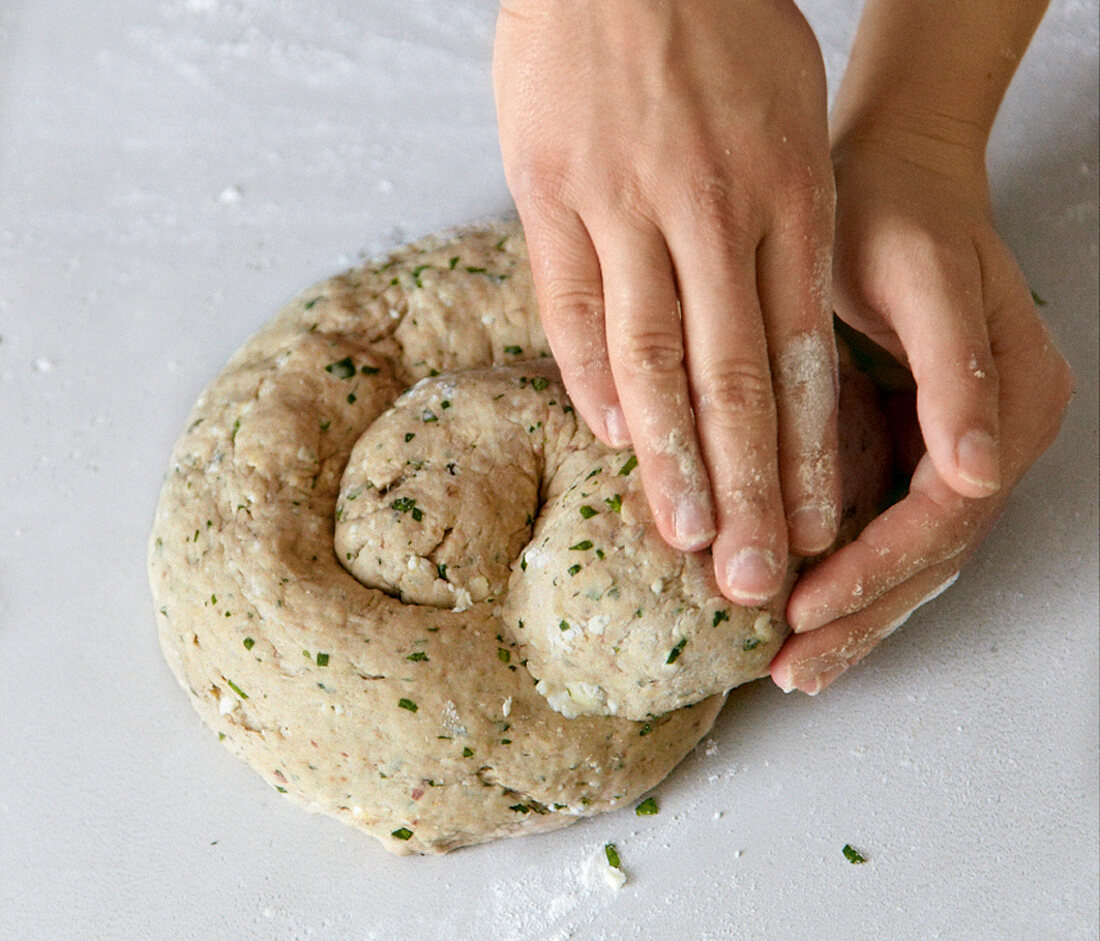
[1,2,1096,939]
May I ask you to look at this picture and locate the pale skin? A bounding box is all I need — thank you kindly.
[492,0,1073,694]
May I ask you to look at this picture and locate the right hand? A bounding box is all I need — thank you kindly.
[493,0,842,606]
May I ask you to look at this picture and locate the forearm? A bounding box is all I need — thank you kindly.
[833,0,1049,171]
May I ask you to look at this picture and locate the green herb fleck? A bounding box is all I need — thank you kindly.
[530,376,549,391]
[579,505,598,519]
[605,494,622,513]
[319,420,331,431]
[510,803,530,814]
[325,356,356,379]
[462,747,474,757]
[407,651,429,662]
[635,796,659,816]
[604,843,622,870]
[242,637,255,650]
[448,256,460,269]
[404,432,415,442]
[225,679,248,699]
[639,722,652,737]
[520,556,528,572]
[713,609,730,627]
[567,563,582,576]
[503,345,523,355]
[559,620,570,632]
[347,392,357,404]
[569,539,594,551]
[304,296,322,310]
[360,364,381,375]
[315,652,329,667]
[1030,289,1048,307]
[422,410,438,423]
[666,638,687,664]
[391,827,414,841]
[618,455,638,476]
[391,496,423,521]
[742,636,762,651]
[398,698,418,713]
[275,785,287,793]
[497,648,511,664]
[842,844,867,864]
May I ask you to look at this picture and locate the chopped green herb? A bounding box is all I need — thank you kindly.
[530,376,549,391]
[391,497,423,521]
[304,296,322,310]
[567,563,582,576]
[569,540,594,551]
[639,722,652,737]
[391,828,414,841]
[579,505,598,519]
[497,648,511,664]
[742,636,762,651]
[319,420,331,431]
[666,638,687,664]
[315,652,329,667]
[595,548,605,560]
[635,797,659,816]
[360,364,381,375]
[618,455,638,476]
[225,679,248,700]
[398,698,418,713]
[422,410,438,423]
[347,392,357,404]
[842,844,867,864]
[242,637,255,650]
[275,785,287,793]
[503,345,523,355]
[604,843,622,870]
[713,609,730,627]
[1030,289,1048,307]
[404,432,415,442]
[520,556,527,571]
[605,494,622,513]
[448,256,460,269]
[559,620,570,631]
[437,563,448,580]
[325,356,356,379]
[407,651,429,662]
[510,803,530,814]
[462,747,474,758]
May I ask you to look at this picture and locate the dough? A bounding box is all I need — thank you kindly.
[149,219,890,855]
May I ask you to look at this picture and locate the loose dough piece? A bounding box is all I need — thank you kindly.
[149,219,890,855]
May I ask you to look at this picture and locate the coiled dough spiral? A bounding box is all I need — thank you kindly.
[148,220,890,855]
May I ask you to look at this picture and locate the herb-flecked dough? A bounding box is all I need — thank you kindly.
[148,220,890,855]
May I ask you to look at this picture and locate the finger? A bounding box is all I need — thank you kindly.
[890,246,1002,499]
[518,204,628,449]
[596,221,717,552]
[786,452,991,632]
[770,561,961,695]
[672,234,788,604]
[757,217,842,555]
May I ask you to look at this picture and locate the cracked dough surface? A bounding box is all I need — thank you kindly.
[149,219,890,855]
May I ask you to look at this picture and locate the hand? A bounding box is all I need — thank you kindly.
[493,0,842,605]
[770,134,1074,695]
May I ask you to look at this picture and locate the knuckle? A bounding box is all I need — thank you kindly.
[694,358,776,426]
[614,329,685,377]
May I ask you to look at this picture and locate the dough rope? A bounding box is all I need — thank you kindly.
[148,219,889,855]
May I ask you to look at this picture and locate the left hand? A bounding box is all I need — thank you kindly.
[770,134,1074,695]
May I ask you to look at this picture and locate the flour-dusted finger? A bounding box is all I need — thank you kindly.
[757,212,841,555]
[771,560,962,695]
[786,453,988,633]
[596,222,717,552]
[671,234,787,606]
[519,205,626,447]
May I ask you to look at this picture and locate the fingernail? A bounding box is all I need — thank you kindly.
[956,430,1000,494]
[789,505,835,554]
[673,498,716,550]
[603,405,630,448]
[724,548,780,605]
[803,662,847,695]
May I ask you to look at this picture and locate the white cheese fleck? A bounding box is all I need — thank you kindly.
[502,696,512,718]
